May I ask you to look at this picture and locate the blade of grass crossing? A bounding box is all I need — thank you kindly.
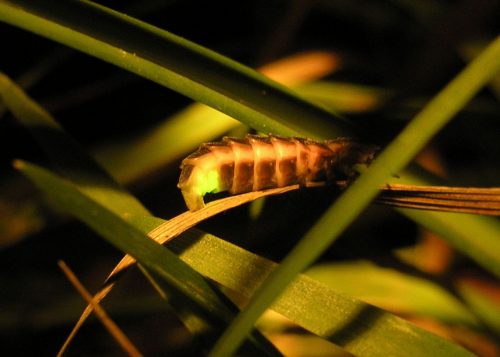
[168,230,473,356]
[58,261,143,357]
[209,35,500,356]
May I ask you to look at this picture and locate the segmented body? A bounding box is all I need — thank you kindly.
[178,134,378,211]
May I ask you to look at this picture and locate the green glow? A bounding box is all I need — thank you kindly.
[195,169,221,196]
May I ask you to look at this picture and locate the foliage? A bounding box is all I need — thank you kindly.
[1,0,499,356]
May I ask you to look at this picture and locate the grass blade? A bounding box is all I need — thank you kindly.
[306,261,479,326]
[0,0,351,139]
[0,71,149,217]
[168,229,473,356]
[376,185,500,216]
[58,260,143,357]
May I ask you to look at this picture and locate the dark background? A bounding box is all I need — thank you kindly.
[1,0,499,355]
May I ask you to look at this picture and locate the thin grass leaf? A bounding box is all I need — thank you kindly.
[376,185,500,216]
[94,105,240,184]
[168,229,473,356]
[298,81,391,113]
[58,261,143,357]
[0,71,149,217]
[15,160,280,356]
[306,261,480,327]
[456,278,500,335]
[209,35,500,356]
[0,0,351,139]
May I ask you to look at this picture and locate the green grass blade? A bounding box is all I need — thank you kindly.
[298,81,391,113]
[400,208,500,277]
[163,228,472,356]
[456,279,500,335]
[306,261,479,327]
[0,71,149,217]
[137,265,215,345]
[0,0,350,139]
[94,105,240,184]
[209,35,500,357]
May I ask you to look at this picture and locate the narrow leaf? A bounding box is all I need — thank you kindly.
[0,0,351,139]
[168,230,473,356]
[306,261,479,327]
[0,71,149,217]
[376,185,500,216]
[58,261,143,357]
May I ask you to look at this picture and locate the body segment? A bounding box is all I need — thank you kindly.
[178,134,378,211]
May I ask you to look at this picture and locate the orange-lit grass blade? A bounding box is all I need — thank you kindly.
[58,261,143,357]
[376,184,500,216]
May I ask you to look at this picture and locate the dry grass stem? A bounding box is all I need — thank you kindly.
[57,261,143,357]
